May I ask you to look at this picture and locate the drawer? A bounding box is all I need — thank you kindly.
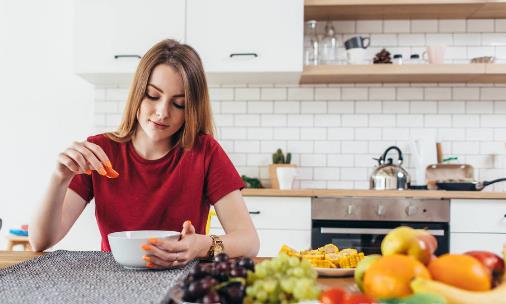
[450,232,505,256]
[209,228,311,257]
[451,199,506,233]
[211,196,311,230]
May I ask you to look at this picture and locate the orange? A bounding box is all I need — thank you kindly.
[363,254,431,298]
[428,254,491,291]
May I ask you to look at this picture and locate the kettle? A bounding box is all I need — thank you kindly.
[370,146,410,190]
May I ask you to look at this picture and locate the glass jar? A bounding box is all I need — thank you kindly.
[319,21,338,64]
[304,20,319,65]
[393,54,403,64]
[409,54,423,64]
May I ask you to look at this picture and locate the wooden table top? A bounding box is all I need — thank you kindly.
[0,251,356,291]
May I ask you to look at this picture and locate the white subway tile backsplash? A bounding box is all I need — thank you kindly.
[342,88,368,100]
[288,88,314,100]
[315,115,341,127]
[261,114,287,127]
[398,34,426,46]
[467,19,494,32]
[328,128,355,140]
[397,114,424,127]
[314,167,340,180]
[235,141,259,153]
[328,101,354,113]
[274,128,300,140]
[341,141,368,153]
[287,115,314,127]
[370,115,396,127]
[452,115,480,127]
[314,141,340,153]
[439,19,466,32]
[301,128,327,140]
[221,101,247,113]
[425,88,452,100]
[481,88,506,100]
[234,114,260,127]
[247,128,273,140]
[467,101,493,113]
[383,101,409,113]
[261,88,286,100]
[454,33,482,46]
[439,101,465,113]
[300,154,327,167]
[397,88,424,100]
[411,20,438,33]
[274,101,299,114]
[235,88,260,100]
[355,128,382,140]
[247,101,273,114]
[411,101,437,113]
[301,101,327,113]
[357,20,383,33]
[356,101,382,113]
[94,18,506,190]
[384,20,410,33]
[287,141,314,153]
[342,115,368,127]
[209,88,234,100]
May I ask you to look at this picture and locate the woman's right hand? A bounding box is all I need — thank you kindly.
[55,141,111,180]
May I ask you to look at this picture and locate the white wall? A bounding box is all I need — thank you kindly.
[0,0,99,250]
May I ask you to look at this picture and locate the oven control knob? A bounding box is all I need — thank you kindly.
[346,205,354,215]
[405,205,419,216]
[377,205,385,216]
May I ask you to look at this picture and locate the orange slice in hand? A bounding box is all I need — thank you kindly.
[104,165,119,179]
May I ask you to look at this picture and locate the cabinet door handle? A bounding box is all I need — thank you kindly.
[229,53,258,58]
[114,54,141,59]
[249,211,261,215]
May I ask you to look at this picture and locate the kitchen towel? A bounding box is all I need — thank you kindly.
[0,250,196,304]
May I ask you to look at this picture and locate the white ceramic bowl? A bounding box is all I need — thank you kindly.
[108,230,180,269]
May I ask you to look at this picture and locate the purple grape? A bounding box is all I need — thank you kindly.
[187,280,206,300]
[229,267,247,278]
[237,257,255,271]
[213,252,229,263]
[202,291,221,303]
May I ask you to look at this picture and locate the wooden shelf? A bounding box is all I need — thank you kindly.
[300,64,506,84]
[305,0,506,20]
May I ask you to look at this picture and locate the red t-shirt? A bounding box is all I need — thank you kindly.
[69,134,244,251]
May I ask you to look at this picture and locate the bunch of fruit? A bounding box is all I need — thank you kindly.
[354,226,506,304]
[244,253,321,303]
[181,253,254,304]
[279,244,365,269]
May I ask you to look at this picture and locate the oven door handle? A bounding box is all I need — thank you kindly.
[320,227,445,236]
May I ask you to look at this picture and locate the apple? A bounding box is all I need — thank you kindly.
[381,226,438,265]
[354,254,381,292]
[464,250,505,286]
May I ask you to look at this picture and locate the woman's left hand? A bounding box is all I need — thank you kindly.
[141,221,208,269]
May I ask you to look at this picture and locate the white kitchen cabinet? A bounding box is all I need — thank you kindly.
[74,0,185,85]
[210,196,312,257]
[450,233,505,256]
[450,199,506,254]
[186,0,304,84]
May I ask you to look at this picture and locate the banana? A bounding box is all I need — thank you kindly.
[410,277,506,304]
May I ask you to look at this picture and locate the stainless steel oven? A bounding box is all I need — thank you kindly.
[311,197,450,255]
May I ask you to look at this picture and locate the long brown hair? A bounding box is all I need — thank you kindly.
[107,39,214,149]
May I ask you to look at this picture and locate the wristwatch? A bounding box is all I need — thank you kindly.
[207,234,224,258]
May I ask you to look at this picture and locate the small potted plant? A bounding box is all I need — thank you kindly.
[269,149,296,189]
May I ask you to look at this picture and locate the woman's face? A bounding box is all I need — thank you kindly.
[137,64,186,144]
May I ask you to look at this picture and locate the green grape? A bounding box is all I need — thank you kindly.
[292,267,304,277]
[263,279,277,293]
[256,290,268,302]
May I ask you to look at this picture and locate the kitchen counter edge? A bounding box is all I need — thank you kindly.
[241,188,506,199]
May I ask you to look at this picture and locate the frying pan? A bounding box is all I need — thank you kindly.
[436,178,506,191]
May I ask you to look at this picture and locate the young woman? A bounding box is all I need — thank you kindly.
[29,39,259,268]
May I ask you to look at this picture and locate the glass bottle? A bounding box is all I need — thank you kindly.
[319,21,339,64]
[304,20,319,65]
